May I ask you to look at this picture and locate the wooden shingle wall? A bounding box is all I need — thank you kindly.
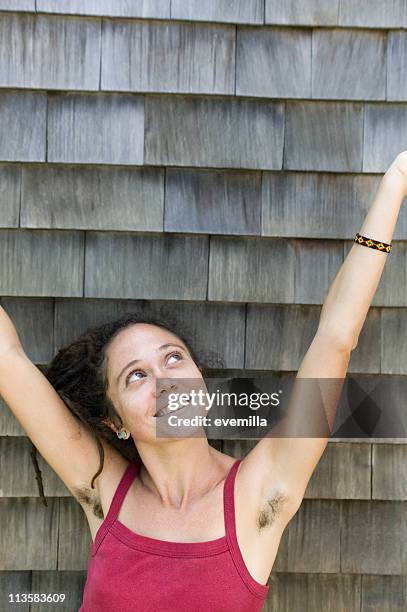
[0,2,407,610]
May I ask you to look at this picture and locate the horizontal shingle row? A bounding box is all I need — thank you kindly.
[0,297,406,376]
[2,0,407,31]
[3,436,406,500]
[2,14,407,100]
[1,495,406,572]
[2,232,407,309]
[4,165,407,240]
[3,92,407,171]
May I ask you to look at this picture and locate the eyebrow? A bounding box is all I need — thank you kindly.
[116,343,187,385]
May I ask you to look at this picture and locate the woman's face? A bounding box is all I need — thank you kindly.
[104,323,205,442]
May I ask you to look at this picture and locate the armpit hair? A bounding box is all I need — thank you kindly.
[257,491,287,531]
[74,486,104,520]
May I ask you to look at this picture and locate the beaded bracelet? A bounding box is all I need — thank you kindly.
[354,233,392,254]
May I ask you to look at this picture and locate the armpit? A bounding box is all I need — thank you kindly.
[73,486,104,520]
[256,492,287,531]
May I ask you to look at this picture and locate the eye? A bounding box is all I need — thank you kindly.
[167,351,183,364]
[126,369,145,385]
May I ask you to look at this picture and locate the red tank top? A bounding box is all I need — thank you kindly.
[79,458,269,611]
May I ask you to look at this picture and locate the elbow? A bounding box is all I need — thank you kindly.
[316,324,358,354]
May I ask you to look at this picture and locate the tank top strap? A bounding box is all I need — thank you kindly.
[92,460,140,555]
[223,458,242,540]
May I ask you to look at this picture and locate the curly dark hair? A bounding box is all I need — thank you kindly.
[32,307,224,507]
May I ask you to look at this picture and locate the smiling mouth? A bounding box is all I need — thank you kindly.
[154,396,191,418]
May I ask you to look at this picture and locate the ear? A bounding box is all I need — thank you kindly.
[103,418,120,434]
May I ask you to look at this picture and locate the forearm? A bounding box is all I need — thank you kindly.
[318,161,407,348]
[0,305,23,357]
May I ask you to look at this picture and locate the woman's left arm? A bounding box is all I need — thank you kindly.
[241,152,407,518]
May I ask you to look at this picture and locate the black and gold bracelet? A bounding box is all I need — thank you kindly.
[354,233,392,254]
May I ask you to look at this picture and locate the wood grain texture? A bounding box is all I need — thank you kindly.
[381,309,407,374]
[0,230,84,297]
[37,0,170,18]
[0,571,30,611]
[284,102,363,172]
[85,232,208,300]
[102,20,235,95]
[0,0,34,8]
[361,575,407,612]
[265,573,361,612]
[21,165,163,231]
[54,298,245,369]
[0,164,21,228]
[341,500,407,573]
[273,500,341,572]
[312,29,386,100]
[0,298,54,363]
[339,0,407,28]
[387,32,407,101]
[293,239,343,304]
[57,498,91,570]
[144,95,284,170]
[0,498,58,570]
[0,13,100,90]
[47,94,144,165]
[0,92,46,162]
[165,168,261,235]
[236,27,311,98]
[265,0,339,25]
[245,304,320,370]
[208,237,295,303]
[171,0,264,24]
[0,436,70,497]
[262,172,393,239]
[31,571,87,612]
[373,444,407,500]
[363,105,407,172]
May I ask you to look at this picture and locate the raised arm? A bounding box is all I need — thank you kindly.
[239,152,407,518]
[0,305,106,501]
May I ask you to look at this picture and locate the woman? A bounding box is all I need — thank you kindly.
[1,152,407,611]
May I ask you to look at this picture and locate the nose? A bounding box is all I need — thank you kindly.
[154,380,178,398]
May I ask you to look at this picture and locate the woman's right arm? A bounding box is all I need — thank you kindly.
[0,304,106,500]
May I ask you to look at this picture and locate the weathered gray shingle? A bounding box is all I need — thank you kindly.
[21,165,163,231]
[339,0,407,28]
[341,500,407,573]
[245,305,320,370]
[0,436,70,496]
[293,239,343,304]
[47,94,144,165]
[236,27,311,98]
[0,92,46,162]
[363,104,407,172]
[144,95,284,170]
[262,172,389,239]
[312,29,386,100]
[85,232,208,300]
[0,571,31,612]
[58,498,91,570]
[31,571,87,612]
[381,309,407,374]
[0,164,20,228]
[102,20,235,95]
[265,0,339,25]
[0,398,26,435]
[0,498,58,569]
[0,0,34,9]
[171,0,264,24]
[0,297,54,363]
[37,0,170,18]
[267,574,361,611]
[54,299,245,368]
[165,168,261,235]
[388,32,407,102]
[0,230,84,297]
[273,500,341,572]
[208,237,295,303]
[0,14,100,90]
[284,102,363,172]
[373,444,407,500]
[361,575,407,612]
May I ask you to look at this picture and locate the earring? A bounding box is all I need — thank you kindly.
[117,428,130,440]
